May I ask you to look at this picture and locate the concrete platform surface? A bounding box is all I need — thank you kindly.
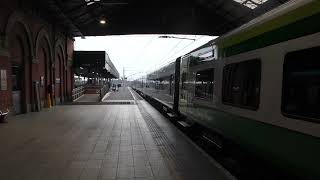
[0,90,235,180]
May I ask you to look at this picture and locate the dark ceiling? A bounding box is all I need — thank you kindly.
[37,0,290,37]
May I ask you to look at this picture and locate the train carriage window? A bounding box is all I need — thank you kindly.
[222,59,261,110]
[282,46,320,121]
[195,68,214,100]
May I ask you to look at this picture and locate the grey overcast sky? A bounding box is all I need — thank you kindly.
[74,35,217,80]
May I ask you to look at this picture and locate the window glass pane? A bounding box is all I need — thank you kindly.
[222,59,261,110]
[195,68,214,100]
[282,46,320,120]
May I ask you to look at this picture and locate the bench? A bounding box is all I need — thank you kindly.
[0,110,9,123]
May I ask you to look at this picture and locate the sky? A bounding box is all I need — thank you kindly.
[74,34,217,80]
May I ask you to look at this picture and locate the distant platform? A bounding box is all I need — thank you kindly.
[103,86,134,101]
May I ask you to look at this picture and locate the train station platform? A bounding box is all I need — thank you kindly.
[0,86,235,180]
[103,86,135,101]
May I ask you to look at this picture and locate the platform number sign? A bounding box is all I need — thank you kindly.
[0,69,7,90]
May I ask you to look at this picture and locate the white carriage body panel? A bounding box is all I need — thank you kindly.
[217,31,320,138]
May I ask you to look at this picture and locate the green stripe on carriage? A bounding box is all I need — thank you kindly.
[218,1,320,57]
[181,105,320,180]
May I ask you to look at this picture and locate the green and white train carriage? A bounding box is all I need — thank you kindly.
[179,0,320,179]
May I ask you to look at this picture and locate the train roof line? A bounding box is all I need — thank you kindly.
[148,38,216,76]
[215,0,317,46]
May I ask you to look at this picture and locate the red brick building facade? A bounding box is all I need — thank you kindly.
[0,1,74,115]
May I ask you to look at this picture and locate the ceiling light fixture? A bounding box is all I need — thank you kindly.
[100,19,107,24]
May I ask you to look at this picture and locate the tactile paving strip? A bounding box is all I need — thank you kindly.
[131,88,235,180]
[103,101,135,105]
[67,101,135,105]
[136,100,185,180]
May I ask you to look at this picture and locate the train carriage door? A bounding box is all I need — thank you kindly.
[170,74,173,96]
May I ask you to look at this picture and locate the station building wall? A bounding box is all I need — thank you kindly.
[0,1,75,114]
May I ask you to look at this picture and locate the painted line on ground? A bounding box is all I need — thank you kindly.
[101,91,112,102]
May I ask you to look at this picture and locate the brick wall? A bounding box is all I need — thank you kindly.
[0,1,75,114]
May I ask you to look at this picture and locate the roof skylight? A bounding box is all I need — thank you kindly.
[233,0,269,9]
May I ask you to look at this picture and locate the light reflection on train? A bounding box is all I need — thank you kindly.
[133,62,176,107]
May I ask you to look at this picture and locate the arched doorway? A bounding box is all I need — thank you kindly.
[65,69,68,101]
[10,37,24,114]
[54,49,63,104]
[8,23,32,114]
[36,37,52,108]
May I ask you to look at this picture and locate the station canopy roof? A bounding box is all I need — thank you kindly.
[73,51,120,79]
[37,0,290,36]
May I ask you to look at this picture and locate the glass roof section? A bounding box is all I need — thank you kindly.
[233,0,269,9]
